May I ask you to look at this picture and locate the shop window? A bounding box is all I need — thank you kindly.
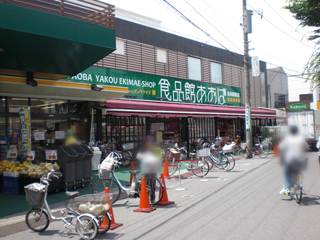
[114,39,125,55]
[70,101,88,114]
[0,97,6,112]
[210,62,222,84]
[31,99,68,114]
[157,49,167,63]
[188,57,201,81]
[8,98,28,113]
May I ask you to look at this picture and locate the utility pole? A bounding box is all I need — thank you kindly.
[243,0,253,158]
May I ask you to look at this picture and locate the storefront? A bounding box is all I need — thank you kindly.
[65,66,277,148]
[0,74,128,160]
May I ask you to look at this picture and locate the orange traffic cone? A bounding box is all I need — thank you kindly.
[157,174,175,207]
[273,143,278,157]
[100,187,123,230]
[134,177,156,213]
[126,162,136,186]
[163,158,170,179]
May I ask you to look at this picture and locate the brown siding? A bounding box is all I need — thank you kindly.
[231,66,241,88]
[202,59,210,83]
[223,64,232,86]
[127,42,142,73]
[141,45,155,75]
[168,51,178,78]
[177,53,188,79]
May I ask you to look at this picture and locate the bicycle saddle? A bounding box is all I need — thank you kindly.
[129,170,141,176]
[65,191,80,199]
[190,152,196,156]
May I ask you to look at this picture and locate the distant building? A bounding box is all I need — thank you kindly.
[267,67,288,109]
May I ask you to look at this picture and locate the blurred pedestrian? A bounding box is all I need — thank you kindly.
[65,130,77,146]
[278,125,308,195]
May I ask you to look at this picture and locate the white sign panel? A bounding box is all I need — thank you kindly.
[251,56,260,77]
[7,148,18,158]
[245,105,251,133]
[55,131,65,139]
[45,150,57,161]
[27,150,35,161]
[34,131,45,141]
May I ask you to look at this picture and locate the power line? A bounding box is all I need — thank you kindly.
[264,1,303,36]
[185,0,243,53]
[163,0,245,64]
[255,50,305,68]
[247,3,315,49]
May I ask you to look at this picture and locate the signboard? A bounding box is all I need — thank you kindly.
[251,56,260,77]
[7,148,17,158]
[245,105,251,133]
[55,131,65,139]
[34,131,45,141]
[316,125,320,131]
[27,150,35,161]
[286,101,310,111]
[45,150,57,161]
[18,107,31,161]
[66,66,241,106]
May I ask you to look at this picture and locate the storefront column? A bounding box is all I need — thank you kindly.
[146,117,150,136]
[96,109,102,141]
[214,117,218,137]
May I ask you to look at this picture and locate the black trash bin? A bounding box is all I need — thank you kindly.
[80,145,93,186]
[70,145,86,188]
[57,145,78,190]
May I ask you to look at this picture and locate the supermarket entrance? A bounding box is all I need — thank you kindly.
[149,117,188,146]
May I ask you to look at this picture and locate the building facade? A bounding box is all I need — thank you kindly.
[68,17,276,149]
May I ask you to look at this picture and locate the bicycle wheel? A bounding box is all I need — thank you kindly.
[139,175,164,205]
[293,179,302,204]
[98,214,111,234]
[206,157,214,170]
[238,149,247,158]
[167,159,178,177]
[212,151,225,169]
[215,154,229,169]
[76,215,98,240]
[92,179,121,204]
[223,154,235,171]
[191,160,209,177]
[25,208,49,232]
[258,145,269,158]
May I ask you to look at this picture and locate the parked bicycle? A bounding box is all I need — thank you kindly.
[203,138,235,171]
[92,157,164,205]
[166,144,210,177]
[238,137,271,158]
[25,170,112,239]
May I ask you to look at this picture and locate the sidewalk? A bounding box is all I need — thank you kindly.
[0,154,275,239]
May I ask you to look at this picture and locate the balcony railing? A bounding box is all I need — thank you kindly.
[2,0,115,28]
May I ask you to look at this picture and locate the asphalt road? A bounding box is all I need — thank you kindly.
[2,151,320,240]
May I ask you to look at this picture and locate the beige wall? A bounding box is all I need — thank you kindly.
[94,38,266,108]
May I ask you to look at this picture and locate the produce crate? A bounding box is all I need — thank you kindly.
[70,145,86,188]
[80,145,93,186]
[2,176,20,195]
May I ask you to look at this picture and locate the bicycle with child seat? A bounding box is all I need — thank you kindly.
[25,170,112,239]
[92,159,164,205]
[166,144,210,177]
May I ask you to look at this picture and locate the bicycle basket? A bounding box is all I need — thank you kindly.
[98,165,111,179]
[74,193,112,217]
[24,183,46,206]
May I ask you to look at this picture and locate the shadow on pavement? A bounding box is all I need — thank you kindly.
[301,195,320,206]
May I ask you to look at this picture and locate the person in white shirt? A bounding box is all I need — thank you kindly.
[278,125,308,195]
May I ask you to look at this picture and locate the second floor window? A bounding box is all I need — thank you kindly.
[210,62,222,84]
[188,56,201,81]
